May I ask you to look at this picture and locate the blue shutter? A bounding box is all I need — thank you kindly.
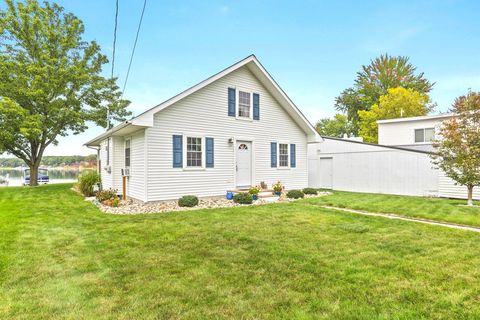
[253,93,260,120]
[290,144,296,168]
[228,88,236,117]
[271,142,277,168]
[206,137,214,168]
[172,135,183,168]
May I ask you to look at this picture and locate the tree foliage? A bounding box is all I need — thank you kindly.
[431,91,480,206]
[358,87,434,143]
[335,54,433,133]
[0,0,130,185]
[315,113,355,138]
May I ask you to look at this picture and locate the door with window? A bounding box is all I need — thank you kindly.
[236,141,252,188]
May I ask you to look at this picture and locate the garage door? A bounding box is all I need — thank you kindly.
[319,157,333,189]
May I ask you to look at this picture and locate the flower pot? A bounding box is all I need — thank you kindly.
[274,191,281,196]
[226,191,234,200]
[252,194,258,201]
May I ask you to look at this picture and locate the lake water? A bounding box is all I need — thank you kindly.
[0,168,81,187]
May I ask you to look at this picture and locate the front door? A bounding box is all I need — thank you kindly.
[236,141,252,188]
[319,157,333,189]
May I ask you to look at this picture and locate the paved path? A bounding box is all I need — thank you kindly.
[320,205,480,233]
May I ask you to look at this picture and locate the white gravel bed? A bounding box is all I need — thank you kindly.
[85,191,331,215]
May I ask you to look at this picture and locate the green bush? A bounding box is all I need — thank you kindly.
[286,189,304,199]
[96,189,118,202]
[78,170,100,196]
[178,195,199,207]
[302,187,318,195]
[233,192,253,204]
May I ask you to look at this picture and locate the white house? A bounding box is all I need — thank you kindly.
[309,113,480,200]
[85,55,320,202]
[377,113,455,152]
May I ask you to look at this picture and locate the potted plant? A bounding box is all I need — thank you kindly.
[249,185,261,200]
[272,181,283,196]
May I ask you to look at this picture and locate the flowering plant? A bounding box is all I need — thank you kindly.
[272,181,283,193]
[248,185,261,195]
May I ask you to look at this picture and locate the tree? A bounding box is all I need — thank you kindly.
[335,54,433,133]
[431,91,480,206]
[0,0,130,185]
[357,87,433,143]
[315,114,354,138]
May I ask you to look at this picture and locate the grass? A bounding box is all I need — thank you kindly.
[1,184,480,319]
[306,190,480,227]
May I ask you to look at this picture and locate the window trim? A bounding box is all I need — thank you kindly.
[124,138,131,168]
[277,142,290,169]
[236,88,254,121]
[414,127,435,143]
[183,135,206,170]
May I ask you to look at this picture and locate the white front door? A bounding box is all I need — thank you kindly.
[236,141,252,188]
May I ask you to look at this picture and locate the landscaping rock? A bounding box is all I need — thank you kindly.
[92,191,332,215]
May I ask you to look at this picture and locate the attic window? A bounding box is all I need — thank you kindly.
[238,91,251,118]
[415,128,435,143]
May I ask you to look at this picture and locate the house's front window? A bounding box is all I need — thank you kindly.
[238,91,251,118]
[125,139,131,167]
[279,143,289,167]
[187,137,202,167]
[414,128,435,143]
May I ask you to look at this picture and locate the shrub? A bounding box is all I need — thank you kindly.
[178,195,199,207]
[287,189,304,199]
[103,197,119,207]
[248,185,261,195]
[96,189,118,202]
[78,170,100,196]
[302,187,318,195]
[233,192,253,204]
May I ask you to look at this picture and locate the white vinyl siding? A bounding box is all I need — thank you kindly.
[145,66,308,201]
[438,170,480,200]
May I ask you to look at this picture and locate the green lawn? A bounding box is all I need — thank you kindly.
[1,184,480,319]
[307,190,480,227]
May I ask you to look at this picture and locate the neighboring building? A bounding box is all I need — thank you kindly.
[309,113,480,200]
[377,113,454,152]
[85,55,320,202]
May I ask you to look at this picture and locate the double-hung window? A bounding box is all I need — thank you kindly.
[124,139,131,167]
[186,137,202,167]
[238,91,251,118]
[279,143,289,167]
[414,128,435,143]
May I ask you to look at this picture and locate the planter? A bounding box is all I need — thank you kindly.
[274,191,282,196]
[226,191,234,200]
[252,194,258,201]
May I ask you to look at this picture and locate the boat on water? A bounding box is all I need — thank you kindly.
[23,168,49,185]
[0,174,9,186]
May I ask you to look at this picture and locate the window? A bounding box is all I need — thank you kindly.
[238,91,251,118]
[125,139,131,167]
[238,143,248,150]
[279,143,289,167]
[187,137,202,167]
[415,128,435,143]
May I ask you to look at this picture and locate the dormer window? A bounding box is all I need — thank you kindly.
[238,91,251,118]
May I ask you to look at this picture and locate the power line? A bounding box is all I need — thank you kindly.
[111,0,119,78]
[108,0,119,130]
[122,0,147,96]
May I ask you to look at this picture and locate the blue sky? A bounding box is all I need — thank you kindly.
[17,1,480,155]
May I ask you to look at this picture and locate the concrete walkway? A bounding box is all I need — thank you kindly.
[320,205,480,233]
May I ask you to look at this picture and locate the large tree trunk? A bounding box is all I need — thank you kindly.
[467,185,474,206]
[29,161,40,187]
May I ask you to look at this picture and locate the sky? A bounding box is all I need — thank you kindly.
[5,0,480,156]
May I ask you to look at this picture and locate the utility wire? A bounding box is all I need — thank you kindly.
[122,0,147,96]
[108,0,119,130]
[111,0,119,79]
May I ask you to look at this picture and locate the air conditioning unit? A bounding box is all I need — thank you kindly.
[121,168,130,177]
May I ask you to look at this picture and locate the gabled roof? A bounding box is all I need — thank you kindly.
[85,55,321,146]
